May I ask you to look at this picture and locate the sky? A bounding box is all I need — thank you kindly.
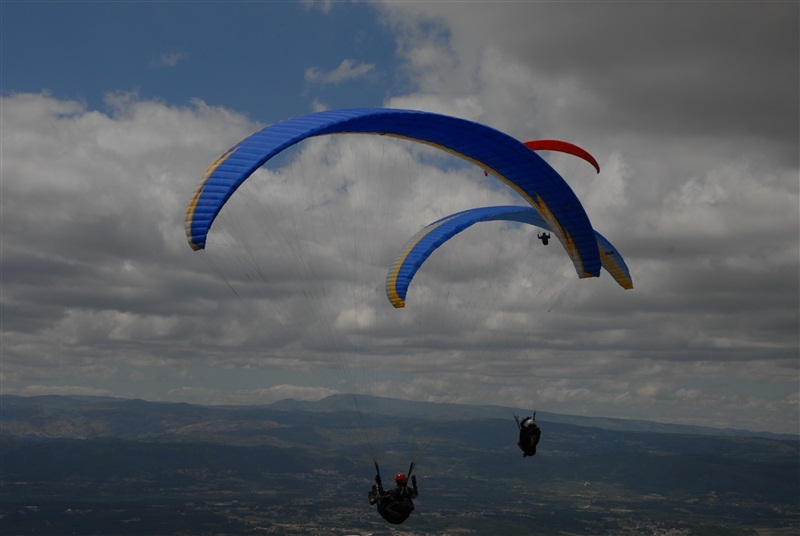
[1,1,798,436]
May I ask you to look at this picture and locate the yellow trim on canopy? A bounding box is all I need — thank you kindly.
[185,146,239,250]
[385,215,459,308]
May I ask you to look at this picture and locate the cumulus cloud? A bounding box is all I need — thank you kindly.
[1,1,797,434]
[372,1,799,433]
[379,2,798,150]
[1,92,258,387]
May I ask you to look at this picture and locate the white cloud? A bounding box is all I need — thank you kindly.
[16,385,115,397]
[2,0,798,437]
[300,0,333,15]
[2,0,796,439]
[153,51,186,68]
[311,98,329,112]
[371,1,799,433]
[305,59,376,85]
[167,384,339,405]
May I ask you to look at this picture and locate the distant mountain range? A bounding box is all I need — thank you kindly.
[2,393,795,441]
[269,393,797,440]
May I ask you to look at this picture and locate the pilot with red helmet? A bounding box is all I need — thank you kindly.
[368,468,418,524]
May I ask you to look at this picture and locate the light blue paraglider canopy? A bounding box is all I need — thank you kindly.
[386,205,632,308]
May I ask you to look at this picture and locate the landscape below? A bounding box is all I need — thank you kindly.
[1,394,797,535]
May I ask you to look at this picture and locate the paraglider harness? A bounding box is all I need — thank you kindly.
[537,232,551,245]
[515,412,541,457]
[368,460,418,524]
